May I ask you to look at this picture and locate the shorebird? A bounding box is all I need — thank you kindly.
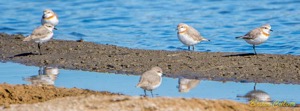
[23,23,55,55]
[177,23,210,51]
[236,24,273,54]
[41,9,59,30]
[136,66,163,97]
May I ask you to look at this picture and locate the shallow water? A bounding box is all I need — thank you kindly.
[0,0,299,106]
[0,62,299,104]
[0,0,300,54]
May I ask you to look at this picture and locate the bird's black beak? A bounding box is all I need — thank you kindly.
[54,27,58,30]
[270,29,273,32]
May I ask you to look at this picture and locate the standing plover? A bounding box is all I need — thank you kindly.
[41,9,59,30]
[177,23,210,51]
[136,66,163,97]
[236,24,273,54]
[23,23,55,55]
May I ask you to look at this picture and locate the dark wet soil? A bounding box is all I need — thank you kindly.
[1,33,300,84]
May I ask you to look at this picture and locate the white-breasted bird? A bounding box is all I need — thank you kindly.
[236,24,273,54]
[177,23,210,51]
[23,23,55,55]
[41,9,59,30]
[136,66,163,97]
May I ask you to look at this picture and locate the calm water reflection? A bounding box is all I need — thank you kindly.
[24,66,59,86]
[242,90,271,102]
[0,62,299,104]
[178,77,200,93]
[237,83,272,102]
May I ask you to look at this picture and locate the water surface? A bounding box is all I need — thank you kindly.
[0,0,299,54]
[0,0,299,105]
[0,62,299,104]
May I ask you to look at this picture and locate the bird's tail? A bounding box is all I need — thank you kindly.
[235,36,243,39]
[23,36,32,42]
[22,77,29,81]
[202,38,211,42]
[136,83,141,88]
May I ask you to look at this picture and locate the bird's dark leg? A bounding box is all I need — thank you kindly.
[38,66,43,75]
[188,46,190,51]
[254,83,257,91]
[144,90,147,97]
[253,45,257,55]
[150,90,154,97]
[192,45,195,51]
[38,43,42,55]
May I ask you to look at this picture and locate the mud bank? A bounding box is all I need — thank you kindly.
[0,33,299,84]
[1,84,299,111]
[0,84,116,106]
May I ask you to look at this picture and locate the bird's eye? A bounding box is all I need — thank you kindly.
[264,27,268,29]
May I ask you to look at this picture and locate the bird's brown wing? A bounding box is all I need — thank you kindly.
[187,26,202,41]
[137,71,160,87]
[187,26,208,41]
[30,26,51,40]
[240,28,261,40]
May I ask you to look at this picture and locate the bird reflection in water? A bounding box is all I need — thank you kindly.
[178,77,200,93]
[238,83,272,102]
[23,66,59,86]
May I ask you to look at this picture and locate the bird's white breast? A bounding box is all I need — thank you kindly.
[245,35,269,45]
[151,77,162,90]
[178,34,200,46]
[42,17,59,26]
[35,32,53,43]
